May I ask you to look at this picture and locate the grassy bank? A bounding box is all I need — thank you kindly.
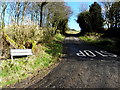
[66,30,80,34]
[79,33,120,55]
[0,34,64,88]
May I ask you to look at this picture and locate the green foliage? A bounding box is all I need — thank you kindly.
[79,32,120,54]
[44,34,64,60]
[42,27,57,43]
[1,25,42,57]
[46,2,72,34]
[0,33,64,88]
[77,2,104,34]
[89,2,104,31]
[4,25,44,45]
[1,25,63,58]
[66,30,80,34]
[0,53,52,87]
[77,11,91,33]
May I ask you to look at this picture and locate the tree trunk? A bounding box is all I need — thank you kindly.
[39,2,47,27]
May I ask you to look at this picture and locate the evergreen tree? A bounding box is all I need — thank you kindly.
[77,11,91,34]
[89,2,104,32]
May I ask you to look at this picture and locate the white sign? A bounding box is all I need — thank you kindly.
[76,50,117,57]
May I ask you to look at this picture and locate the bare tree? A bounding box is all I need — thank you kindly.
[21,2,29,24]
[0,2,8,29]
[79,2,89,12]
[101,2,113,29]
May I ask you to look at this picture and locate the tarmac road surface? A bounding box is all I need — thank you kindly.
[28,37,120,88]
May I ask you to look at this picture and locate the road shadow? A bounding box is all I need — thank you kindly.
[62,37,120,62]
[27,36,120,88]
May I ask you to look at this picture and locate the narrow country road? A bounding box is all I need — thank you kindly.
[28,37,120,88]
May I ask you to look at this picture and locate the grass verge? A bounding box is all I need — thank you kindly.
[66,30,80,34]
[0,34,64,88]
[79,33,120,55]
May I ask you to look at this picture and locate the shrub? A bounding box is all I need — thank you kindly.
[4,25,44,46]
[1,25,58,58]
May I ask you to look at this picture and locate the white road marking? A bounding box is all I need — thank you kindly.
[95,51,108,57]
[74,37,79,41]
[84,50,96,57]
[100,51,117,57]
[76,50,117,58]
[65,37,70,40]
[76,50,86,57]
